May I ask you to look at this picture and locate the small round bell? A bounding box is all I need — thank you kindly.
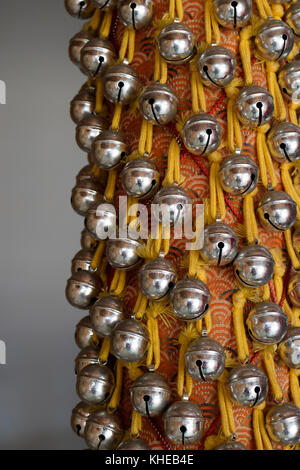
[219,154,259,196]
[157,21,196,64]
[71,402,92,437]
[130,372,171,417]
[197,46,236,88]
[163,399,205,445]
[266,403,300,445]
[213,0,252,29]
[65,270,102,309]
[71,249,94,274]
[255,19,294,61]
[76,165,95,184]
[182,113,222,156]
[102,64,141,104]
[90,295,125,337]
[288,272,300,306]
[118,0,155,30]
[170,278,211,321]
[76,363,115,405]
[233,245,275,287]
[91,0,117,10]
[214,441,247,450]
[247,302,288,345]
[69,31,93,67]
[75,346,100,375]
[184,337,226,382]
[93,130,127,170]
[75,315,95,349]
[278,326,300,368]
[226,365,268,407]
[236,86,274,128]
[71,179,103,216]
[257,190,297,232]
[285,3,300,37]
[106,237,143,270]
[121,158,160,199]
[84,410,123,450]
[80,38,116,77]
[200,222,238,266]
[278,61,300,102]
[76,115,108,153]
[117,438,150,450]
[139,83,178,125]
[65,0,95,19]
[81,228,98,251]
[110,318,149,362]
[138,258,176,300]
[152,186,192,226]
[267,122,300,163]
[85,201,116,240]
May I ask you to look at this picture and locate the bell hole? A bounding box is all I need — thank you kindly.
[99,56,104,63]
[99,433,105,441]
[177,203,183,211]
[104,226,109,233]
[218,241,225,249]
[203,65,208,72]
[120,151,126,159]
[196,359,202,367]
[256,102,263,109]
[168,281,175,290]
[282,87,288,94]
[206,129,212,135]
[280,143,286,149]
[143,394,150,403]
[250,173,256,181]
[180,425,187,433]
[80,1,86,6]
[282,34,287,40]
[149,98,155,105]
[264,212,270,220]
[76,424,81,436]
[77,267,82,272]
[130,2,137,9]
[254,386,260,393]
[91,297,98,304]
[151,179,156,187]
[118,81,124,89]
[136,210,140,217]
[231,1,238,6]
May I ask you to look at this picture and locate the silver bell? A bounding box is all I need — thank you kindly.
[138,257,176,300]
[184,337,226,381]
[65,0,95,19]
[288,272,300,307]
[170,278,211,321]
[85,201,116,240]
[139,83,178,125]
[267,122,300,163]
[65,270,102,309]
[90,295,125,337]
[110,318,149,362]
[226,365,268,407]
[157,21,196,64]
[76,363,115,405]
[163,400,205,445]
[84,410,123,450]
[219,154,259,196]
[278,61,300,102]
[118,0,155,30]
[286,3,300,38]
[278,326,300,368]
[214,441,247,450]
[130,372,171,417]
[80,38,116,78]
[257,190,297,232]
[75,315,95,349]
[71,179,103,216]
[255,19,294,61]
[81,228,98,251]
[200,222,238,266]
[233,245,275,287]
[152,186,192,226]
[197,46,236,88]
[71,249,94,274]
[182,113,222,156]
[71,401,92,437]
[91,0,117,10]
[266,403,300,445]
[106,236,143,270]
[236,86,274,128]
[76,114,108,153]
[76,164,95,184]
[117,438,150,450]
[69,31,93,67]
[102,64,141,104]
[75,346,100,375]
[213,0,252,29]
[121,158,160,199]
[93,130,127,170]
[247,302,288,345]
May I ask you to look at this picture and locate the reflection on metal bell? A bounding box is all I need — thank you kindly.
[247,302,288,345]
[121,158,160,199]
[200,222,238,266]
[65,0,95,19]
[76,363,115,404]
[110,318,149,362]
[75,315,95,349]
[163,399,205,445]
[138,258,176,300]
[91,0,117,10]
[80,38,116,77]
[213,0,252,29]
[236,86,274,128]
[219,154,259,196]
[71,402,92,437]
[71,249,94,274]
[182,113,222,156]
[117,438,150,450]
[266,403,300,445]
[267,122,300,163]
[85,201,116,240]
[257,190,297,232]
[226,365,268,407]
[90,295,125,337]
[184,337,226,381]
[118,0,155,30]
[130,372,171,417]
[76,115,108,153]
[157,21,196,64]
[214,441,247,450]
[75,346,100,375]
[76,165,95,183]
[233,245,275,287]
[286,3,300,37]
[69,31,93,67]
[84,410,123,450]
[255,19,294,61]
[81,228,98,251]
[102,64,141,104]
[93,130,127,170]
[170,278,211,321]
[278,61,300,101]
[66,270,102,309]
[197,46,236,87]
[139,83,178,125]
[106,237,143,270]
[152,185,192,225]
[71,179,103,216]
[278,326,300,368]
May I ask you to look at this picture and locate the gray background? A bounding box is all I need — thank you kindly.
[0,0,91,449]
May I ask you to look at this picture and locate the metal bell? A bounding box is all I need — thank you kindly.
[71,179,103,216]
[76,165,95,184]
[157,21,196,64]
[200,222,238,266]
[267,122,300,163]
[233,245,275,287]
[214,441,247,450]
[170,278,211,321]
[197,46,236,88]
[163,399,205,445]
[288,272,300,306]
[184,337,226,381]
[182,113,222,156]
[91,0,117,10]
[69,31,93,67]
[65,0,95,19]
[121,158,160,199]
[278,61,300,102]
[71,249,94,274]
[226,365,268,407]
[255,19,294,61]
[70,87,95,125]
[102,64,141,104]
[130,372,171,417]
[76,114,108,153]
[117,438,150,450]
[81,228,98,251]
[85,201,116,240]
[152,186,192,225]
[84,410,123,450]
[266,403,300,445]
[138,258,176,300]
[236,86,274,128]
[118,0,155,30]
[139,83,178,125]
[286,3,300,38]
[80,38,116,77]
[76,363,115,405]
[90,295,125,337]
[278,326,300,368]
[213,0,252,29]
[219,154,259,196]
[71,402,92,437]
[93,130,127,170]
[75,315,95,349]
[257,190,297,232]
[75,346,100,375]
[65,270,102,309]
[106,237,143,270]
[110,318,149,362]
[247,302,288,345]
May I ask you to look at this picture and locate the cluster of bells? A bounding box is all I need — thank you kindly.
[65,0,300,450]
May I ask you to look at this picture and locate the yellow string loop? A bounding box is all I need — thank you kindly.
[138,119,153,156]
[168,0,184,21]
[253,402,273,450]
[225,78,243,152]
[271,248,295,323]
[217,371,236,439]
[99,10,113,39]
[131,410,142,437]
[99,337,110,363]
[205,0,221,45]
[177,324,199,397]
[281,162,300,218]
[90,240,106,271]
[289,102,300,125]
[108,361,123,411]
[256,124,277,189]
[104,169,118,202]
[266,61,286,121]
[111,103,123,131]
[110,270,126,296]
[133,292,148,320]
[162,138,185,186]
[271,4,284,20]
[255,0,272,19]
[290,369,300,408]
[263,348,283,402]
[82,8,102,32]
[239,25,253,86]
[232,289,249,362]
[208,152,226,221]
[243,189,259,245]
[119,28,136,64]
[285,229,300,270]
[146,306,161,370]
[189,59,206,113]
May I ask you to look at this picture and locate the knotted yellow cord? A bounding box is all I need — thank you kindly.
[138,119,153,156]
[271,3,284,20]
[99,10,113,39]
[177,323,199,397]
[292,307,300,327]
[239,25,253,86]
[225,78,243,152]
[217,371,236,439]
[189,250,212,334]
[281,162,300,218]
[119,28,136,64]
[290,369,300,408]
[232,289,249,362]
[123,362,144,381]
[256,124,277,189]
[110,269,126,296]
[108,361,123,411]
[284,229,300,270]
[91,240,106,272]
[133,292,149,319]
[265,61,286,121]
[162,138,185,187]
[271,248,295,323]
[255,0,272,19]
[289,102,300,125]
[243,188,259,245]
[131,410,143,437]
[205,0,220,44]
[253,402,273,450]
[146,303,163,370]
[111,103,123,131]
[190,58,206,113]
[260,346,283,402]
[208,152,226,221]
[99,336,110,363]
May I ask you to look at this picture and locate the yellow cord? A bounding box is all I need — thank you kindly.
[232,289,249,363]
[281,162,300,218]
[119,28,136,64]
[225,78,243,152]
[253,402,273,450]
[177,323,199,397]
[190,59,206,113]
[208,152,226,221]
[110,269,126,296]
[99,337,110,363]
[289,102,300,125]
[99,10,113,39]
[218,371,236,439]
[82,8,102,32]
[91,240,106,271]
[290,369,300,408]
[205,0,221,45]
[133,292,148,319]
[243,189,259,245]
[108,361,123,411]
[104,169,118,202]
[111,103,123,131]
[239,25,253,86]
[256,124,277,189]
[138,119,153,156]
[168,0,184,21]
[131,410,142,437]
[266,61,286,122]
[263,348,283,402]
[255,0,272,19]
[271,248,295,322]
[162,138,185,187]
